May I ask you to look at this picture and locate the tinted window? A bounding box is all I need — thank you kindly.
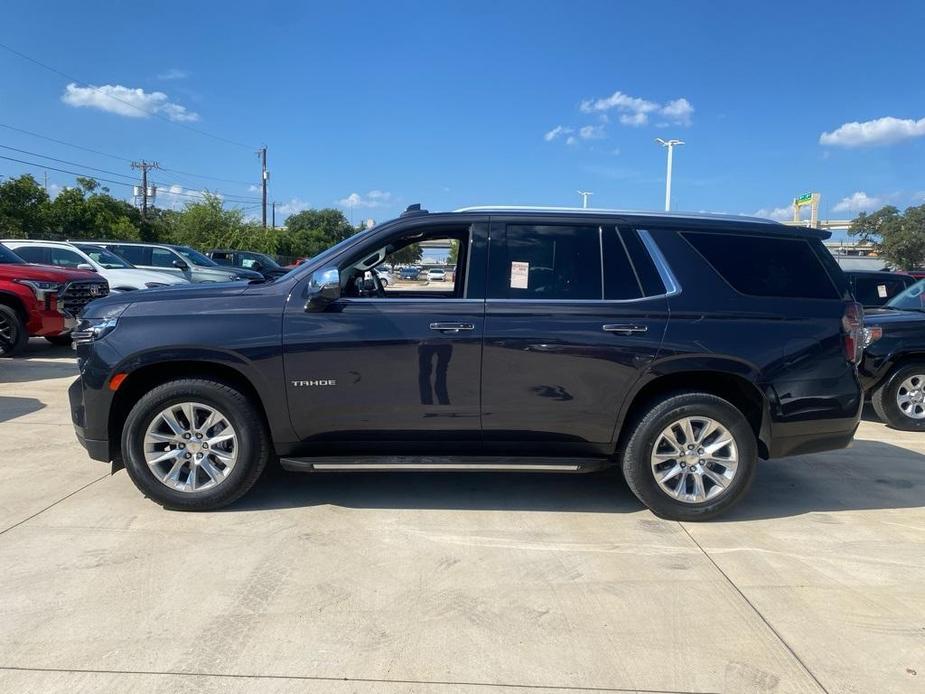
[683,232,838,299]
[177,247,217,266]
[601,228,642,300]
[151,247,178,268]
[0,245,25,264]
[49,247,85,268]
[489,224,602,300]
[624,229,666,296]
[112,245,147,265]
[852,276,912,306]
[12,246,46,264]
[76,245,132,269]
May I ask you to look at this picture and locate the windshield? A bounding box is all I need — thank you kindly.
[0,244,24,265]
[886,279,925,311]
[243,252,281,269]
[75,244,133,269]
[177,246,217,266]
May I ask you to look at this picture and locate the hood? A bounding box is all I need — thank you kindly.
[83,280,250,317]
[0,262,99,282]
[102,268,189,288]
[863,307,925,325]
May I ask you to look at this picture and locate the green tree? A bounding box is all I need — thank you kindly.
[0,174,51,238]
[850,204,925,270]
[48,176,141,240]
[387,243,422,268]
[166,194,254,249]
[279,208,357,259]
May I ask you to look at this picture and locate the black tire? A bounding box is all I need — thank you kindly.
[44,334,73,346]
[871,364,925,431]
[121,378,271,510]
[0,304,28,357]
[620,392,757,521]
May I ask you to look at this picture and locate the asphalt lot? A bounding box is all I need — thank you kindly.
[0,340,922,694]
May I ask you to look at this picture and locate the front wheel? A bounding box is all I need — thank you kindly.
[621,392,757,521]
[121,378,271,510]
[871,364,925,431]
[0,305,28,357]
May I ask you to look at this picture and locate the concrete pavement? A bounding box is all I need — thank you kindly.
[0,339,922,693]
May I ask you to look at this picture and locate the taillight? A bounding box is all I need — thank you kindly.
[842,301,864,364]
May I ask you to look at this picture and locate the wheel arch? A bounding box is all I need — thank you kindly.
[0,290,28,323]
[108,359,278,464]
[616,367,770,459]
[872,352,925,392]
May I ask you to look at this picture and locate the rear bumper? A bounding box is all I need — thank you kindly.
[767,417,860,458]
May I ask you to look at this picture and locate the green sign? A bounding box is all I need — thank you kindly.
[795,193,814,205]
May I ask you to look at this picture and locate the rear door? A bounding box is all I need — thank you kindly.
[480,219,669,453]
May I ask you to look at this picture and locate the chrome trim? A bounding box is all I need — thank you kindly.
[486,297,665,305]
[339,298,483,304]
[454,206,779,225]
[430,322,475,331]
[603,324,648,334]
[308,463,582,471]
[637,229,681,297]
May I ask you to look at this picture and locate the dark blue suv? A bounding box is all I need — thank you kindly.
[69,206,863,520]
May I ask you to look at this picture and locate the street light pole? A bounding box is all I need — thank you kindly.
[655,138,684,211]
[577,190,593,209]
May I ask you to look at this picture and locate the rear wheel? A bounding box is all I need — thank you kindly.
[621,392,757,521]
[44,334,73,346]
[0,305,27,357]
[871,364,925,431]
[121,378,271,510]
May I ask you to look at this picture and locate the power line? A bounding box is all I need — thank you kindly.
[0,154,135,189]
[148,179,260,203]
[0,41,256,151]
[0,144,137,182]
[158,167,255,187]
[0,122,130,162]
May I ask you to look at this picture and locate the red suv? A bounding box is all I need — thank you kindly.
[0,243,109,356]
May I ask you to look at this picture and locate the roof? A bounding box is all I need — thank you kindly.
[453,205,779,225]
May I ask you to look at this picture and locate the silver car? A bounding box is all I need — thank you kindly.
[96,242,263,284]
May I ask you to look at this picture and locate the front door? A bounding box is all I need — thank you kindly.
[282,223,488,452]
[481,220,669,454]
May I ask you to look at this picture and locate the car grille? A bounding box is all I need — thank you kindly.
[59,280,110,317]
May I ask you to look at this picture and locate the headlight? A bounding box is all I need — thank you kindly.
[71,316,119,347]
[14,279,62,300]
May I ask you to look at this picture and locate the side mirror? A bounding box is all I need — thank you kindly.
[173,259,189,270]
[305,266,341,312]
[77,263,96,271]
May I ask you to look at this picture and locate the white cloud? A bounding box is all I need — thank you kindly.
[832,191,884,214]
[247,184,260,192]
[338,190,393,208]
[578,124,605,140]
[580,90,694,127]
[276,198,311,216]
[61,83,199,122]
[819,116,925,147]
[544,125,573,141]
[565,135,577,145]
[753,206,795,221]
[157,184,209,210]
[157,68,190,81]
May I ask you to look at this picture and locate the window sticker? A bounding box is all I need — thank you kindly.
[877,284,888,298]
[510,261,529,289]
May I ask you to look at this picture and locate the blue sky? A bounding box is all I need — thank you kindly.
[1,0,924,226]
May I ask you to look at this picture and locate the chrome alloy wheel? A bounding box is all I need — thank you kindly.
[0,313,12,352]
[896,375,925,419]
[650,416,739,504]
[143,402,238,492]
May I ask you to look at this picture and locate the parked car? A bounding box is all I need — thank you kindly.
[69,205,862,520]
[0,243,108,355]
[844,270,916,308]
[373,268,392,286]
[206,249,290,281]
[427,268,446,281]
[90,242,263,284]
[399,266,420,280]
[2,240,188,292]
[859,278,925,430]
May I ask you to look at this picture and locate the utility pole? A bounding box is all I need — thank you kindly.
[258,146,268,228]
[43,171,48,193]
[655,138,684,211]
[131,161,160,218]
[271,201,276,229]
[577,190,593,209]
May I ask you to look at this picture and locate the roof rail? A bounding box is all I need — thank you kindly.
[451,206,779,224]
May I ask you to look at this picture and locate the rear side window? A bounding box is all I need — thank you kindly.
[852,276,911,306]
[12,246,47,264]
[151,247,177,268]
[488,224,602,300]
[683,232,838,299]
[112,245,147,265]
[601,228,642,300]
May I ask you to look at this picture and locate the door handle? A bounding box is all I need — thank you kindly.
[602,324,648,335]
[430,322,475,333]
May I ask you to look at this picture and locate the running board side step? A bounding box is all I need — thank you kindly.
[279,456,610,473]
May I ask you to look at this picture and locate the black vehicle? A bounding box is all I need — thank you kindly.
[844,270,916,308]
[69,206,863,520]
[859,278,925,430]
[207,249,290,281]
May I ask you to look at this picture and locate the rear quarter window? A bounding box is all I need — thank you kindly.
[682,231,839,300]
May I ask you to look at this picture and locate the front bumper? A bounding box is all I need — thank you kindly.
[68,376,111,462]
